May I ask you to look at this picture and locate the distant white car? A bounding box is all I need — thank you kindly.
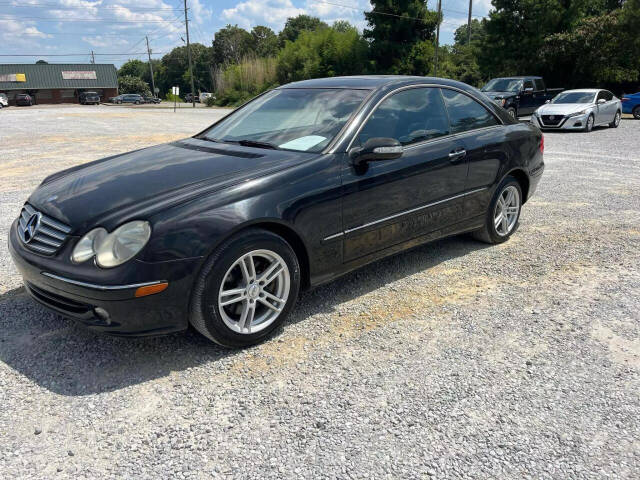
[0,93,8,108]
[531,89,622,132]
[199,92,214,103]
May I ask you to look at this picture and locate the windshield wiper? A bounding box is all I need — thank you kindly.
[236,139,280,150]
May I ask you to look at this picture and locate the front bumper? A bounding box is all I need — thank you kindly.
[530,113,588,130]
[9,219,201,336]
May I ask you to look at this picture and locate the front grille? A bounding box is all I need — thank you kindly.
[26,282,93,316]
[17,203,72,255]
[541,115,564,126]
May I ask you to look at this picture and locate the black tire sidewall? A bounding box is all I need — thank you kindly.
[507,107,516,118]
[484,177,522,244]
[610,111,621,127]
[193,230,301,347]
[633,106,640,120]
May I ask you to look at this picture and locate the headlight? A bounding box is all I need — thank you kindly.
[568,109,590,117]
[71,221,151,268]
[71,227,107,264]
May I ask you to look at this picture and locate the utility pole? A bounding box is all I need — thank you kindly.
[183,0,196,108]
[90,50,95,64]
[434,0,442,76]
[145,36,156,98]
[467,0,473,45]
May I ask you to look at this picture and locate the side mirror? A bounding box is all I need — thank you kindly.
[523,87,534,94]
[597,98,606,104]
[350,137,403,165]
[545,99,551,104]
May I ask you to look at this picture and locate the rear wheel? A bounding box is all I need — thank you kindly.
[609,110,621,128]
[472,176,522,244]
[633,106,640,120]
[190,229,301,348]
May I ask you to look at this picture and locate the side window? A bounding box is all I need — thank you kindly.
[603,91,614,101]
[534,79,545,91]
[358,87,449,147]
[597,91,607,102]
[523,80,534,91]
[441,89,499,134]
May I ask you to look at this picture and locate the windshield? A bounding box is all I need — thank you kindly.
[552,92,595,104]
[200,88,368,152]
[481,78,523,93]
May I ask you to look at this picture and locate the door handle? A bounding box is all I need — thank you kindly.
[449,148,466,162]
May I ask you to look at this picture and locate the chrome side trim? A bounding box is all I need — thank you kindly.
[40,272,162,291]
[322,187,488,241]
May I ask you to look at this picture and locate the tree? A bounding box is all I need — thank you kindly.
[277,23,368,83]
[251,26,279,57]
[364,0,438,74]
[157,43,212,97]
[279,15,328,45]
[118,75,151,95]
[212,25,253,66]
[118,59,146,78]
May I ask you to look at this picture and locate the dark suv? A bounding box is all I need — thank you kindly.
[481,76,563,118]
[15,93,33,106]
[79,91,100,105]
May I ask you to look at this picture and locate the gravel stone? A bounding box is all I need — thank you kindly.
[0,105,639,479]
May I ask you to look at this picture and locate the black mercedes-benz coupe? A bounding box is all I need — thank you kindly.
[9,76,544,347]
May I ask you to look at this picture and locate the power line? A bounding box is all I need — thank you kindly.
[0,15,184,23]
[0,2,182,11]
[0,52,165,56]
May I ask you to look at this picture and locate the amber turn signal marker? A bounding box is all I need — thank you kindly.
[135,282,168,298]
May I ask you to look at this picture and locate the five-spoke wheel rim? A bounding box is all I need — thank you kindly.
[218,249,290,334]
[494,185,520,236]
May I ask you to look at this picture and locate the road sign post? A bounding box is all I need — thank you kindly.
[172,86,179,112]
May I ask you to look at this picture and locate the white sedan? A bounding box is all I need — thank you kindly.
[530,89,622,132]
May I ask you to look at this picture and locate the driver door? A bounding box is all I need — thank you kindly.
[340,87,468,262]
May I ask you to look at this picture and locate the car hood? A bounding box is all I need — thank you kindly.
[482,90,517,99]
[536,103,593,115]
[28,138,312,232]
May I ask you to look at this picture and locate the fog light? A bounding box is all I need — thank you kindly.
[94,307,110,323]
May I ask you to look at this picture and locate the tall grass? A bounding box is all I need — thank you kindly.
[212,55,278,106]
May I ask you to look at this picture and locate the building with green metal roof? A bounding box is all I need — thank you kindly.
[0,63,118,105]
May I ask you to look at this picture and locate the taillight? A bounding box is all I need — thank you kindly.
[621,98,629,102]
[540,134,544,153]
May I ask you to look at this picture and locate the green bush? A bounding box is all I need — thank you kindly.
[164,92,183,102]
[205,96,217,107]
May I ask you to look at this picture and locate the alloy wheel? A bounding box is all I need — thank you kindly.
[614,112,620,126]
[494,185,520,236]
[587,115,594,131]
[217,249,290,334]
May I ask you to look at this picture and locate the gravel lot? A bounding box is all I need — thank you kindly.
[1,105,639,479]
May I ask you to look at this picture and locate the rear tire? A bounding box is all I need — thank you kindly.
[609,111,621,128]
[190,229,301,348]
[472,176,522,244]
[633,106,640,120]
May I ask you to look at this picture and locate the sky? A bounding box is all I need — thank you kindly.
[0,0,493,67]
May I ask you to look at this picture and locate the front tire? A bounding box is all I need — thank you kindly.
[633,106,640,120]
[190,229,301,348]
[472,176,522,244]
[584,113,594,132]
[506,107,517,119]
[609,110,621,128]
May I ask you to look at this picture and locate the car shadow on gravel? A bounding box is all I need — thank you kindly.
[0,235,490,397]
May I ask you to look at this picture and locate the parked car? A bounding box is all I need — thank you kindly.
[110,94,144,104]
[199,92,213,103]
[481,76,563,118]
[531,89,621,132]
[15,93,33,106]
[0,93,8,108]
[184,93,200,103]
[79,91,100,105]
[621,91,640,119]
[9,76,544,348]
[143,96,161,104]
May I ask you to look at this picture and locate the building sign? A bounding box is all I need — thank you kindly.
[62,71,97,80]
[0,73,26,82]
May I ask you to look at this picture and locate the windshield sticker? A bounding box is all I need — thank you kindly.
[279,136,326,151]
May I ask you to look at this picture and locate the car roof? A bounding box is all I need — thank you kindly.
[278,75,479,91]
[560,89,600,93]
[489,76,542,80]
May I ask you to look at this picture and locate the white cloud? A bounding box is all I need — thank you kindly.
[81,35,129,47]
[221,0,305,30]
